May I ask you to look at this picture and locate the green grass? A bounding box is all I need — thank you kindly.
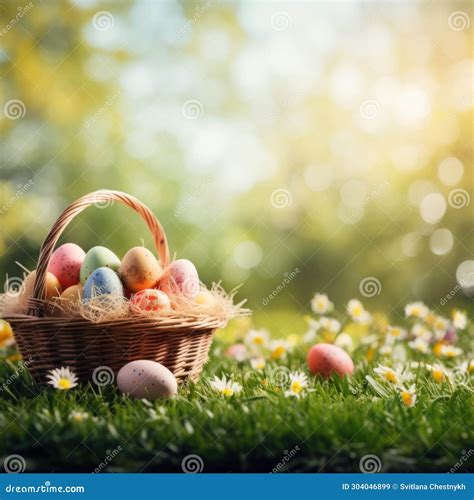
[0,335,472,473]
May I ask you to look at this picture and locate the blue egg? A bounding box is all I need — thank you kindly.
[83,267,124,301]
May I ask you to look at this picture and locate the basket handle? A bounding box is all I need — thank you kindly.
[29,190,170,317]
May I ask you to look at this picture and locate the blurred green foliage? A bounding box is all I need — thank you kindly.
[0,0,472,327]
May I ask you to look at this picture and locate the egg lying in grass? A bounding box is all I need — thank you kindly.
[130,289,171,313]
[80,246,121,285]
[119,247,162,293]
[60,284,83,303]
[307,343,354,378]
[83,267,124,301]
[158,259,199,299]
[48,243,86,289]
[19,270,62,309]
[117,360,177,399]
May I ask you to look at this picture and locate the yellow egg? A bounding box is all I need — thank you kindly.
[0,320,13,347]
[19,270,62,308]
[119,247,162,293]
[60,284,83,303]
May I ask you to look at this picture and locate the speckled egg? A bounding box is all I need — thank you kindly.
[119,247,162,293]
[80,246,121,285]
[117,360,177,399]
[83,267,124,300]
[130,289,170,313]
[19,270,62,308]
[158,259,199,299]
[48,243,86,289]
[60,284,83,303]
[307,343,354,378]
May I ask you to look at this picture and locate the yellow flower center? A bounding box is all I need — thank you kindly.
[432,370,445,383]
[433,342,443,357]
[222,387,234,397]
[58,378,72,390]
[366,347,374,362]
[352,305,363,317]
[385,371,398,384]
[291,381,303,394]
[271,346,285,360]
[391,328,401,337]
[401,392,412,407]
[73,414,84,422]
[253,337,264,345]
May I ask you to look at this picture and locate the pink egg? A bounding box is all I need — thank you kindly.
[157,259,199,299]
[225,343,248,362]
[48,243,86,289]
[307,343,354,378]
[130,289,171,313]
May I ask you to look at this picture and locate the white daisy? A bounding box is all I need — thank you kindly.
[319,317,341,335]
[399,384,417,408]
[69,410,90,423]
[311,293,333,315]
[452,310,468,330]
[347,299,371,324]
[387,326,407,341]
[408,337,430,354]
[426,363,450,383]
[209,375,242,397]
[334,333,353,352]
[245,329,269,348]
[411,323,432,341]
[46,367,78,391]
[405,302,429,319]
[439,344,463,358]
[284,372,309,399]
[269,339,290,360]
[250,357,266,370]
[373,364,411,386]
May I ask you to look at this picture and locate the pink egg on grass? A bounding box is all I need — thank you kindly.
[307,343,354,378]
[48,243,86,289]
[158,259,199,300]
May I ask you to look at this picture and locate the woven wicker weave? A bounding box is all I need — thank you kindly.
[3,190,225,383]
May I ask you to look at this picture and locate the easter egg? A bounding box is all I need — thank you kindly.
[130,289,171,313]
[80,246,121,285]
[307,343,354,378]
[83,267,124,300]
[117,360,177,399]
[60,284,83,303]
[119,247,162,293]
[19,270,62,308]
[158,259,199,299]
[48,243,86,289]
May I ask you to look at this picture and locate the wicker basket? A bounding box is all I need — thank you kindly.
[3,190,226,384]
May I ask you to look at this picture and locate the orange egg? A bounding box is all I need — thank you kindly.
[60,284,83,303]
[19,270,62,309]
[119,247,162,293]
[307,343,354,378]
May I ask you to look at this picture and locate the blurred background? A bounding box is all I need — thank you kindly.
[0,0,472,334]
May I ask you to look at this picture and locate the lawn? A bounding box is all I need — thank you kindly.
[0,310,472,474]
